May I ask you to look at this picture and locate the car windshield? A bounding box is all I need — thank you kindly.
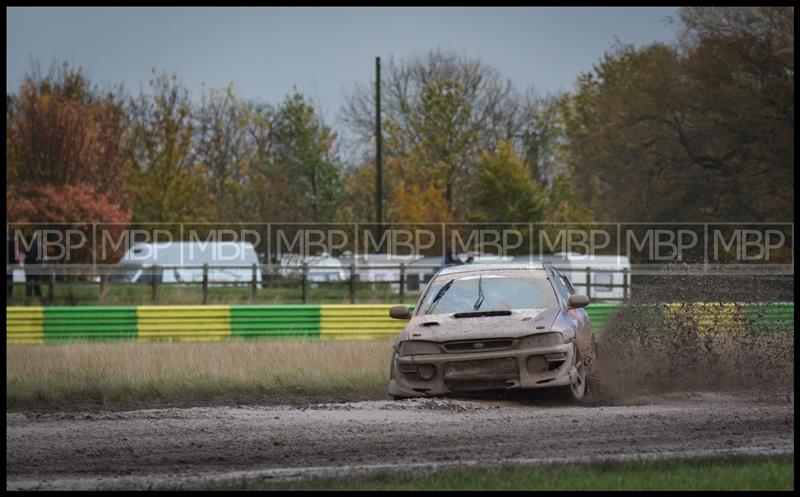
[419,270,557,315]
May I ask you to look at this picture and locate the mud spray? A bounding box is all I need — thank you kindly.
[589,272,794,403]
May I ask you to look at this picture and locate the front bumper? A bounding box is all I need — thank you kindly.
[388,342,578,397]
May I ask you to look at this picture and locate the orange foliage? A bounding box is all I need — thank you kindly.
[389,183,452,224]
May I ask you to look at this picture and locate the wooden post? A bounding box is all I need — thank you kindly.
[202,263,209,305]
[99,271,106,302]
[399,263,405,302]
[349,262,357,304]
[152,265,160,302]
[250,263,258,301]
[375,56,383,233]
[48,271,55,305]
[585,266,591,300]
[622,267,629,301]
[301,262,308,304]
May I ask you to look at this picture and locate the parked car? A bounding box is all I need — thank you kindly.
[387,263,595,401]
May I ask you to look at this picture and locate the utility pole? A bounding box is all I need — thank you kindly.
[375,56,383,231]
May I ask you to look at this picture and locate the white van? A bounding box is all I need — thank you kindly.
[111,241,262,288]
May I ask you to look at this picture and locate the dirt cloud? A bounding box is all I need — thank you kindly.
[590,273,794,402]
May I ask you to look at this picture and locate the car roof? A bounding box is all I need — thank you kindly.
[435,262,549,276]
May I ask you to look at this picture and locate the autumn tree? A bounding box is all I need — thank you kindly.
[6,62,131,263]
[193,84,258,222]
[560,6,793,222]
[124,71,210,225]
[677,6,793,221]
[340,161,376,223]
[343,50,524,218]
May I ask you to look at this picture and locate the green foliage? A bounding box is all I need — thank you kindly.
[560,7,793,222]
[546,169,594,224]
[186,456,794,491]
[6,10,793,228]
[125,71,210,225]
[469,142,547,223]
[268,93,345,222]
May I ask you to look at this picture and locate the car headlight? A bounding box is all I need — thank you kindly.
[518,332,563,348]
[398,340,441,356]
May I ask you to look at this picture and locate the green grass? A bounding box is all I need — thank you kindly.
[185,455,794,491]
[6,340,392,410]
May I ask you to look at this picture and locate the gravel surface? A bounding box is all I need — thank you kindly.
[6,390,794,490]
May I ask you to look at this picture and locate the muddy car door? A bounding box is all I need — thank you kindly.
[551,269,592,352]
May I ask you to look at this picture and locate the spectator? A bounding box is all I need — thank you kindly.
[25,235,43,300]
[6,230,17,298]
[443,247,462,267]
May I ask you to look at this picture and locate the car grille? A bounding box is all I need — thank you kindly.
[443,357,518,382]
[442,338,515,353]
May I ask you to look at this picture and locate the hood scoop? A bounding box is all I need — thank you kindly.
[452,310,512,319]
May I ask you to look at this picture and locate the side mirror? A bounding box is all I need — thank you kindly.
[567,294,590,309]
[389,305,412,320]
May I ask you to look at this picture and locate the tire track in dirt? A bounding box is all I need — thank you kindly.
[6,391,793,490]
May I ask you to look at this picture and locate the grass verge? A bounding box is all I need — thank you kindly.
[184,455,794,491]
[6,340,391,410]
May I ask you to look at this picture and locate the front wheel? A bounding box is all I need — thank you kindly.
[560,343,587,402]
[388,352,407,400]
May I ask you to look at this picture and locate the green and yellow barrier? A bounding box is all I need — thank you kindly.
[321,305,405,340]
[7,307,44,344]
[138,305,231,342]
[43,306,137,342]
[5,302,793,344]
[231,305,321,338]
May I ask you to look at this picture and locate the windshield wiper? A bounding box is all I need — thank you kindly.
[454,310,512,319]
[426,279,454,314]
[473,274,484,311]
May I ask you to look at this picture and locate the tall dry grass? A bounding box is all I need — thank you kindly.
[7,340,393,409]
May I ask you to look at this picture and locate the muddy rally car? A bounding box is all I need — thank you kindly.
[388,263,596,401]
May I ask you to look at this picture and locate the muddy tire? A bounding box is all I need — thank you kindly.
[559,343,588,402]
[388,352,408,401]
[389,352,398,380]
[584,335,599,395]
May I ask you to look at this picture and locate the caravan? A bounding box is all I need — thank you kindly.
[111,241,262,288]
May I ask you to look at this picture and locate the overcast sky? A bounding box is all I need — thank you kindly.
[7,6,679,123]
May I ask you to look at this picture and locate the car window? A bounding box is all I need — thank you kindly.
[550,271,572,303]
[562,274,576,294]
[419,271,558,315]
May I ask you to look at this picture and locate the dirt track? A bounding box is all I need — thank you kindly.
[6,390,794,490]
